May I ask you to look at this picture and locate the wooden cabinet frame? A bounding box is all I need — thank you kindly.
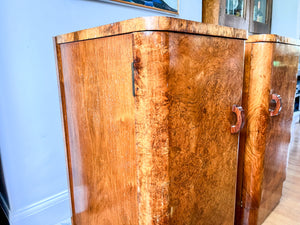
[54,16,247,225]
[235,34,300,225]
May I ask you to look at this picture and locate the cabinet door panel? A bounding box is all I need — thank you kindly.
[258,43,300,223]
[168,32,244,225]
[58,34,138,225]
[133,31,244,225]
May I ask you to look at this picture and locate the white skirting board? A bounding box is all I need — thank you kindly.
[0,192,10,218]
[55,218,71,225]
[10,190,71,225]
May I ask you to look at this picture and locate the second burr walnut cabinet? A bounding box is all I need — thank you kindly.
[235,34,300,225]
[54,17,247,225]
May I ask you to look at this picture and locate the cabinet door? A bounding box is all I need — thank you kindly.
[168,32,244,225]
[258,44,300,223]
[133,31,244,225]
[57,34,138,225]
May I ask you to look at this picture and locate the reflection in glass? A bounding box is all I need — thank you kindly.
[253,0,267,23]
[226,0,244,17]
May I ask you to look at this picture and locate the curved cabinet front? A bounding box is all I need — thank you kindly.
[54,17,246,225]
[236,35,300,225]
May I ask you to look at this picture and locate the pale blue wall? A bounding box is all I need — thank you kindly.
[1,0,300,224]
[271,0,300,39]
[0,1,202,224]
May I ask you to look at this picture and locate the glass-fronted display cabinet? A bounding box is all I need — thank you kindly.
[226,0,245,17]
[202,0,272,34]
[249,0,272,33]
[253,0,267,23]
[219,0,249,30]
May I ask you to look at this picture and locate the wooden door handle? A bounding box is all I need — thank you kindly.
[270,94,282,117]
[231,105,245,134]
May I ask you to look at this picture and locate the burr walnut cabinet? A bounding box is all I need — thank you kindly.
[54,16,247,225]
[235,34,300,225]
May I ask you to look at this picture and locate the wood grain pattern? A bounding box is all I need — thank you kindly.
[133,31,244,225]
[202,0,220,25]
[258,42,300,225]
[235,42,273,225]
[57,34,139,225]
[247,34,300,46]
[56,16,247,44]
[262,123,300,225]
[167,32,244,225]
[53,37,76,225]
[133,31,171,225]
[236,36,300,225]
[55,17,246,224]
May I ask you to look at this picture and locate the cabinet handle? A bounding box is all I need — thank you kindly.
[269,94,282,117]
[231,105,245,134]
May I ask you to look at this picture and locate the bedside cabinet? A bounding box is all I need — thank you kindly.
[235,34,300,225]
[54,16,247,225]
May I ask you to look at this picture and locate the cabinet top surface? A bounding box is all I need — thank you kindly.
[247,34,300,46]
[55,16,247,44]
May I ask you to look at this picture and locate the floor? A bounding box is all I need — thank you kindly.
[56,123,300,225]
[262,122,300,225]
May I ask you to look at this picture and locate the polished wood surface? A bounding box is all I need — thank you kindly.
[53,37,76,225]
[258,42,300,225]
[202,0,220,25]
[133,31,244,224]
[247,34,300,46]
[55,17,246,225]
[236,36,300,225]
[133,31,170,224]
[166,33,244,225]
[235,42,273,225]
[56,16,247,44]
[57,34,139,225]
[262,123,300,225]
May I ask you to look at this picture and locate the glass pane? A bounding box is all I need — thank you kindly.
[226,0,245,17]
[253,0,267,23]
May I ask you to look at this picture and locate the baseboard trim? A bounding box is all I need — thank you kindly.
[0,192,10,219]
[55,218,71,225]
[11,190,70,225]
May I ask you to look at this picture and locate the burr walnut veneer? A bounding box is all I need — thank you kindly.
[235,34,300,225]
[54,16,247,225]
